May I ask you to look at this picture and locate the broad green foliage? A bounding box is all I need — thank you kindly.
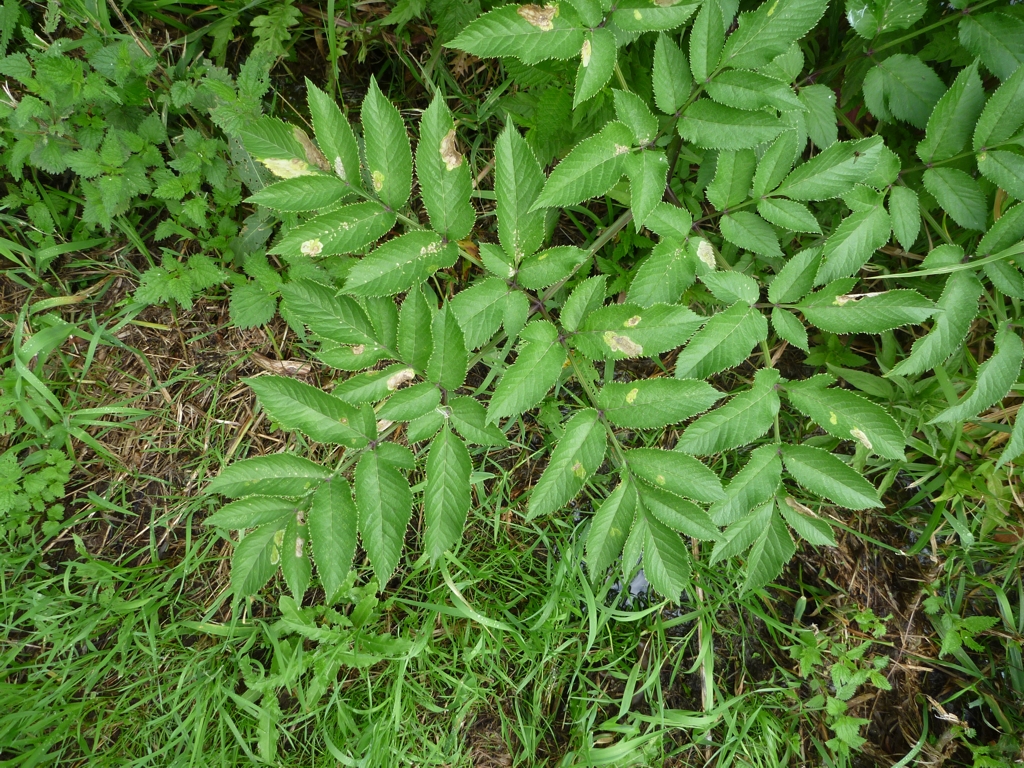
[203,0,1024,650]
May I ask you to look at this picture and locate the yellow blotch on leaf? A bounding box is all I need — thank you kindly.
[517,4,556,30]
[625,387,639,404]
[603,331,643,356]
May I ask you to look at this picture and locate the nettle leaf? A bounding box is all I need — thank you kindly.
[356,445,414,584]
[587,478,638,579]
[757,198,821,234]
[271,202,396,258]
[448,3,585,64]
[281,509,312,600]
[231,522,286,597]
[398,285,434,371]
[210,454,330,498]
[627,238,697,308]
[427,302,469,392]
[863,54,945,129]
[707,69,802,112]
[247,375,368,448]
[496,125,546,263]
[674,303,768,380]
[741,507,795,595]
[572,302,704,360]
[780,444,882,509]
[247,174,349,212]
[679,100,784,150]
[707,149,756,210]
[677,368,781,455]
[614,90,658,146]
[281,279,379,346]
[626,448,725,504]
[451,277,508,349]
[527,409,606,521]
[929,324,1024,425]
[612,0,700,31]
[768,246,821,304]
[709,444,782,526]
[922,167,987,232]
[814,204,890,284]
[784,376,905,460]
[977,151,1024,202]
[562,275,607,332]
[532,121,634,210]
[417,94,475,240]
[488,320,566,422]
[363,77,413,210]
[888,186,920,251]
[889,272,983,378]
[205,497,297,529]
[574,28,616,107]
[753,131,799,197]
[598,379,721,429]
[701,271,760,305]
[641,508,691,599]
[306,79,361,190]
[917,61,984,165]
[345,232,457,297]
[640,484,720,541]
[517,246,588,290]
[800,289,936,334]
[973,66,1024,150]
[625,150,669,231]
[308,479,358,601]
[720,0,828,70]
[799,84,838,149]
[775,136,883,201]
[424,426,472,561]
[653,32,691,116]
[720,212,782,258]
[958,12,1024,81]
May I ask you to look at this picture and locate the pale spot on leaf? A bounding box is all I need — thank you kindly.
[261,157,313,179]
[295,537,305,558]
[850,428,872,450]
[696,239,716,269]
[829,411,838,425]
[624,315,641,328]
[440,129,463,171]
[656,474,665,485]
[614,144,631,156]
[581,39,592,67]
[377,419,394,431]
[352,344,366,355]
[386,368,416,390]
[517,3,556,30]
[603,331,643,356]
[625,387,639,404]
[372,170,385,192]
[301,238,324,257]
[333,156,346,180]
[633,9,643,19]
[572,461,586,479]
[294,126,329,171]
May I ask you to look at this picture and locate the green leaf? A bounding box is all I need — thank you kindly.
[720,212,782,258]
[247,375,368,447]
[565,0,603,27]
[917,61,985,164]
[398,286,434,371]
[958,12,1024,81]
[771,307,809,352]
[333,364,417,405]
[977,150,1024,201]
[424,426,472,561]
[574,28,616,107]
[785,376,905,460]
[780,444,882,509]
[230,282,278,329]
[306,78,361,190]
[281,279,378,346]
[614,89,658,146]
[417,94,475,240]
[598,379,721,429]
[488,320,566,422]
[779,497,836,546]
[710,501,773,564]
[495,125,546,263]
[205,497,297,529]
[448,396,508,446]
[625,150,669,230]
[247,174,349,212]
[689,0,725,84]
[356,446,413,584]
[625,448,725,503]
[709,445,782,525]
[426,302,468,392]
[846,0,925,38]
[888,186,920,251]
[271,202,396,258]
[973,65,1024,149]
[627,238,697,308]
[707,149,756,210]
[996,411,1024,470]
[679,100,784,150]
[562,275,607,332]
[308,479,357,602]
[641,508,691,599]
[645,203,694,239]
[768,246,821,304]
[888,273,983,378]
[316,342,390,372]
[677,368,781,455]
[720,0,828,70]
[701,271,760,305]
[775,136,883,201]
[753,131,798,197]
[799,84,838,149]
[639,484,720,541]
[741,508,795,595]
[572,302,704,360]
[653,32,691,116]
[281,509,312,600]
[532,121,634,210]
[345,232,457,297]
[587,479,638,579]
[210,454,329,498]
[611,0,700,31]
[377,381,441,421]
[231,522,286,597]
[707,69,802,112]
[929,323,1024,425]
[977,202,1024,257]
[674,303,768,380]
[451,277,508,349]
[527,409,606,521]
[239,116,306,162]
[407,410,444,443]
[517,246,588,290]
[363,77,412,210]
[922,167,987,232]
[757,198,821,234]
[448,3,585,64]
[814,204,890,284]
[863,54,945,129]
[800,289,936,334]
